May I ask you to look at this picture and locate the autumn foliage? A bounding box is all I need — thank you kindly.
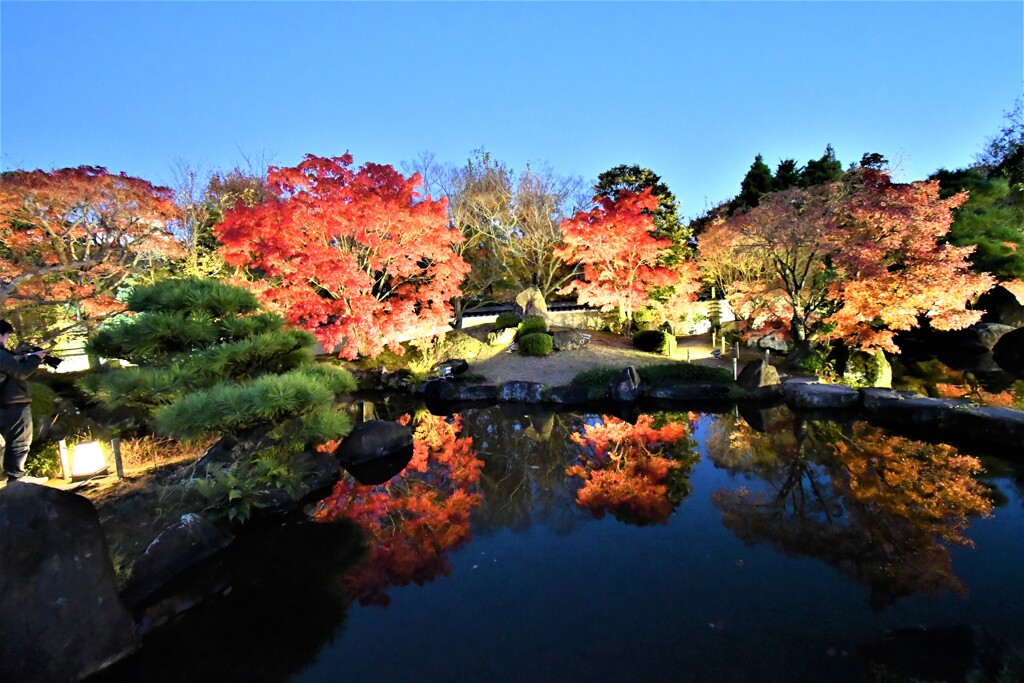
[566,414,695,525]
[556,189,699,331]
[700,168,994,352]
[217,154,470,359]
[0,166,182,337]
[313,412,483,605]
[708,415,992,608]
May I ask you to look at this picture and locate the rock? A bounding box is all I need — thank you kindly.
[498,381,544,403]
[942,405,1024,449]
[783,379,860,409]
[863,393,973,426]
[430,358,469,378]
[254,450,341,517]
[487,327,517,346]
[993,326,1024,376]
[647,381,734,401]
[839,348,891,388]
[514,287,549,319]
[859,387,925,412]
[977,283,1024,328]
[424,380,499,402]
[608,366,641,402]
[546,385,593,404]
[334,420,413,467]
[0,483,137,682]
[381,369,416,391]
[122,513,234,610]
[736,359,779,391]
[973,323,1015,351]
[551,329,589,351]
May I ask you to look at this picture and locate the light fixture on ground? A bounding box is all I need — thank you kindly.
[58,438,124,481]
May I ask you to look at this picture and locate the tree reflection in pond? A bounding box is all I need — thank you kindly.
[708,413,993,610]
[313,410,483,605]
[566,413,699,526]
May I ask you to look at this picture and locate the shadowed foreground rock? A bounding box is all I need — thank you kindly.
[0,482,137,682]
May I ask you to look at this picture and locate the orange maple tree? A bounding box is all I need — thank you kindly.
[699,168,994,352]
[0,166,183,338]
[217,154,470,359]
[313,411,483,606]
[555,189,699,333]
[566,414,696,526]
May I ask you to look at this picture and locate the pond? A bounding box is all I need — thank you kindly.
[100,402,1024,682]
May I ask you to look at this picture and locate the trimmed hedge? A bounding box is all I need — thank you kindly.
[571,362,734,390]
[518,315,548,337]
[633,330,674,354]
[518,332,553,356]
[494,312,521,330]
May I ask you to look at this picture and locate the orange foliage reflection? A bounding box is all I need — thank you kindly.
[313,411,483,605]
[566,414,696,526]
[709,415,993,609]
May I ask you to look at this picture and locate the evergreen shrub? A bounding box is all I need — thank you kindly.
[518,315,548,337]
[633,330,674,354]
[494,313,521,330]
[518,332,553,356]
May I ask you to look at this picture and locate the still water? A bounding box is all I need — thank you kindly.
[112,404,1024,682]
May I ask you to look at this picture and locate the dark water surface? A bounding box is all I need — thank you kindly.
[109,404,1024,682]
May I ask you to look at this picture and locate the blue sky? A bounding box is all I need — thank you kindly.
[2,1,1021,218]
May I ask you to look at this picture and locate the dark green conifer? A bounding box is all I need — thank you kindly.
[83,277,354,458]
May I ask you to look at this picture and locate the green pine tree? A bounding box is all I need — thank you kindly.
[83,277,355,462]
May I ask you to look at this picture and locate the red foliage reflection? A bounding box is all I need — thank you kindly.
[566,414,694,526]
[313,411,483,605]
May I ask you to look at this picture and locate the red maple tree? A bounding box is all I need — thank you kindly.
[699,168,994,352]
[0,166,183,338]
[217,154,470,359]
[555,189,698,333]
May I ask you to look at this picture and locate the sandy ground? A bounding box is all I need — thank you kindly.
[468,329,750,386]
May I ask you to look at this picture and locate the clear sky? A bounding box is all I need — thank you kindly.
[2,1,1021,218]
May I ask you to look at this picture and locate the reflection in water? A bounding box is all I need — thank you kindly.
[313,410,484,605]
[458,407,588,536]
[707,413,993,609]
[565,414,699,526]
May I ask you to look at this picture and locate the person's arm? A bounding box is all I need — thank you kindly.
[0,348,42,380]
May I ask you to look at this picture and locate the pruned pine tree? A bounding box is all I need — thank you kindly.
[83,277,355,469]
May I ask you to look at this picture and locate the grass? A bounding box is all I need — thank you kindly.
[570,362,736,399]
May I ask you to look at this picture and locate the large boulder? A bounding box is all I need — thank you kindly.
[546,384,593,404]
[646,381,734,401]
[0,483,137,681]
[971,323,1016,351]
[487,327,517,347]
[551,329,589,352]
[335,420,413,467]
[993,326,1024,376]
[514,287,549,319]
[498,381,544,403]
[608,366,641,402]
[841,349,892,388]
[430,358,470,378]
[783,379,860,409]
[977,283,1024,328]
[122,512,234,611]
[424,380,499,402]
[737,359,779,391]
